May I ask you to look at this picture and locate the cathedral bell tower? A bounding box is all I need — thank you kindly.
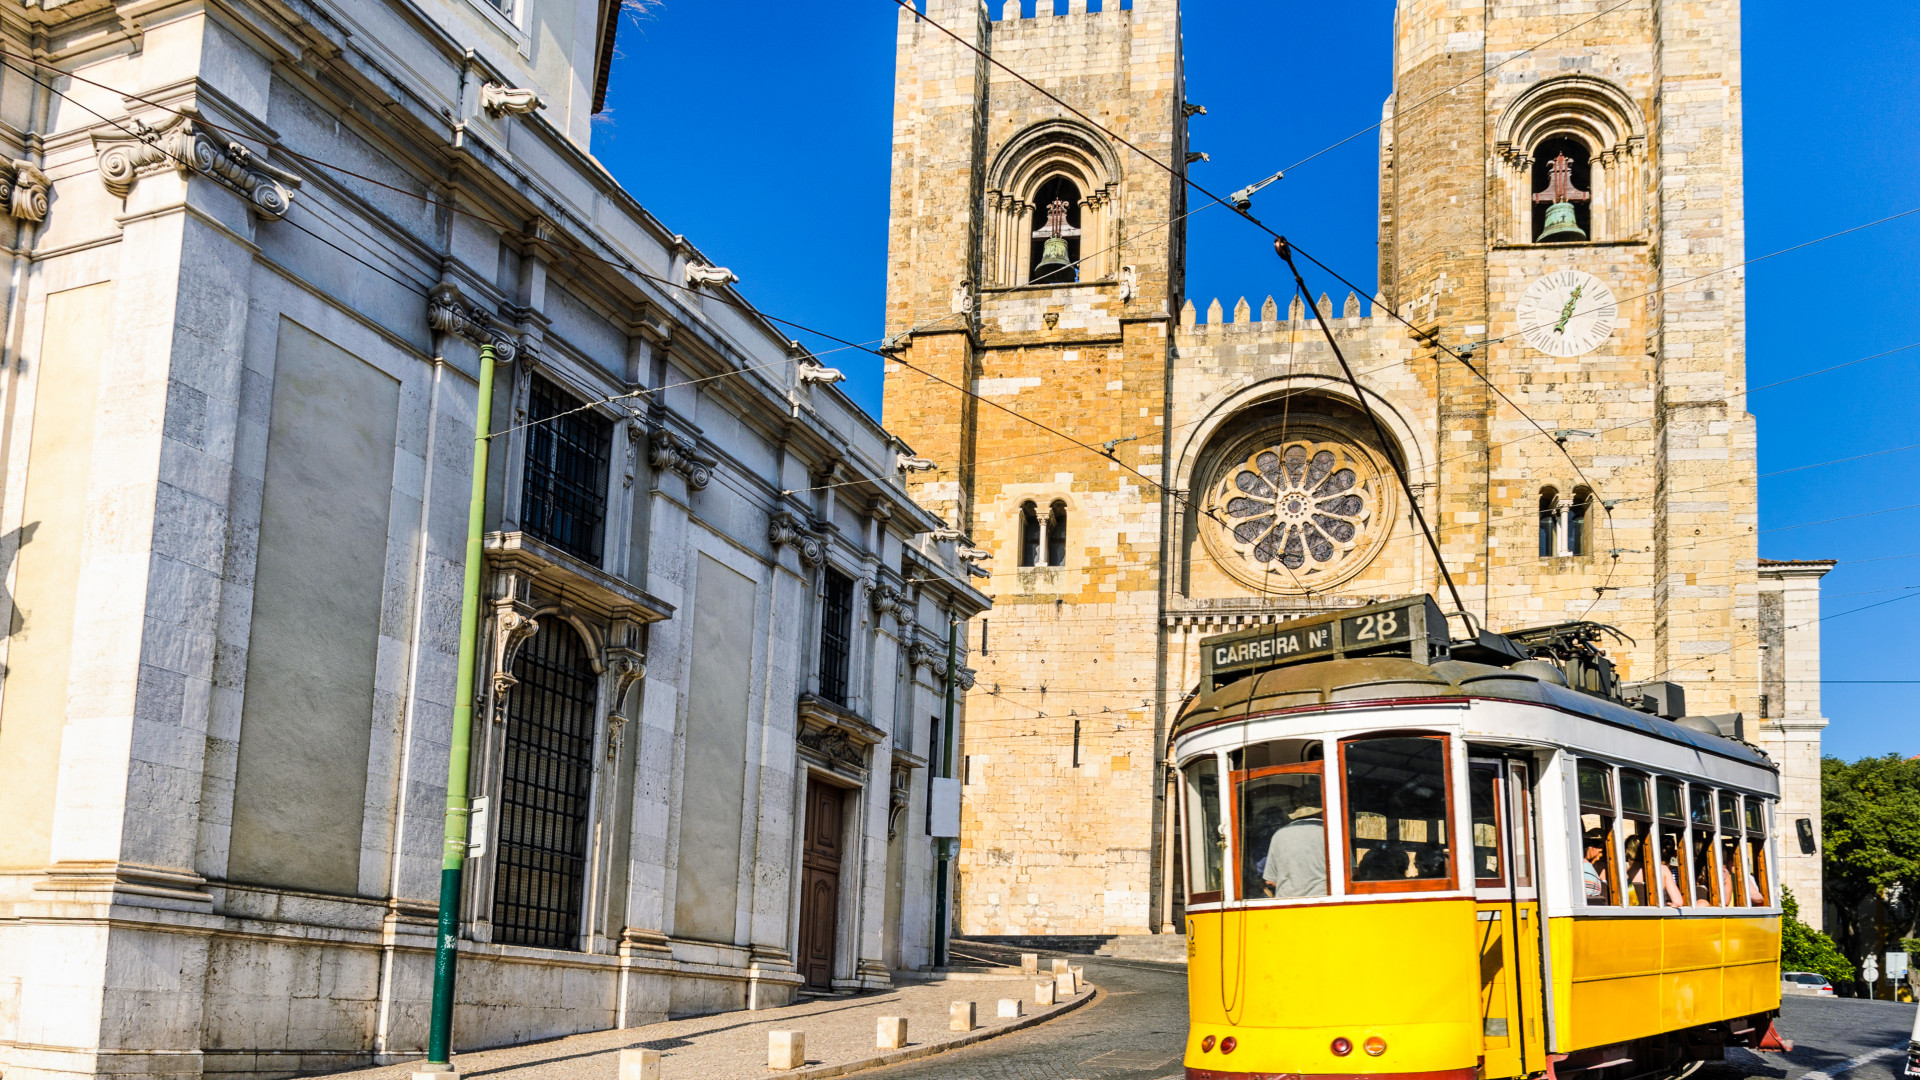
[881,0,1189,937]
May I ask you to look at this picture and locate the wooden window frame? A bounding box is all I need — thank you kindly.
[1469,761,1509,890]
[1181,755,1225,906]
[1618,770,1654,908]
[1338,733,1460,896]
[1229,759,1331,901]
[1655,776,1689,913]
[1575,758,1622,908]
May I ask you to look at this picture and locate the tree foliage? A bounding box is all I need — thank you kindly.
[1821,754,1920,960]
[1781,887,1855,983]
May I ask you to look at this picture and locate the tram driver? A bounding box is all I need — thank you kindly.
[1262,789,1327,898]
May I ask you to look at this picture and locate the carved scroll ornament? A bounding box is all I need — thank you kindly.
[481,84,542,118]
[869,582,903,619]
[768,510,825,567]
[799,725,865,770]
[93,112,301,221]
[427,284,518,360]
[487,609,540,722]
[647,426,714,490]
[0,160,50,222]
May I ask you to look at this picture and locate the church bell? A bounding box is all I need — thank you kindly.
[1035,236,1071,274]
[1538,200,1588,243]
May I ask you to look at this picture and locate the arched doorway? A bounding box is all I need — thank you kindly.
[492,620,599,949]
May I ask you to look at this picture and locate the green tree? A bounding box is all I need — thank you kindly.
[1781,887,1854,983]
[1821,754,1920,966]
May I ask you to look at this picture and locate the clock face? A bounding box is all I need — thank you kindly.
[1518,270,1618,358]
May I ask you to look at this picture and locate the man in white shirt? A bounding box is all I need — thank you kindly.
[1262,791,1328,898]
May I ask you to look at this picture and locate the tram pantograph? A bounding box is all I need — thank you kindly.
[1175,595,1784,1080]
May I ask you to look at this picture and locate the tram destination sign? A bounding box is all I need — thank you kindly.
[1199,595,1451,688]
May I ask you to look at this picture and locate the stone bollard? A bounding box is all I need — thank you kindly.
[1055,970,1076,997]
[1051,958,1070,974]
[877,1016,908,1050]
[1020,952,1039,974]
[769,1030,805,1071]
[999,998,1024,1018]
[1035,979,1057,1005]
[618,1049,661,1080]
[950,1000,977,1032]
[1071,965,1085,984]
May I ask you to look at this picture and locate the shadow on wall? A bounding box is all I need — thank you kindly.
[1,519,40,648]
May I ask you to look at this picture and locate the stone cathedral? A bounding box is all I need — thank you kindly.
[881,0,1829,939]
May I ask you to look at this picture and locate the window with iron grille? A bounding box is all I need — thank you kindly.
[491,622,597,950]
[818,569,854,707]
[521,377,611,565]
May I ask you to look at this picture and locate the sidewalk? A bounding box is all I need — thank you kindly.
[325,970,1093,1080]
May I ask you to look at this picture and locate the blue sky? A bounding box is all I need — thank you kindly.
[594,1,1920,760]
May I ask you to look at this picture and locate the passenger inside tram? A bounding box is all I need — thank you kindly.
[1580,828,1612,901]
[1345,736,1452,886]
[1261,789,1327,898]
[1654,833,1689,908]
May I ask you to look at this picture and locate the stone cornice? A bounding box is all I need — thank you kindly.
[92,108,301,220]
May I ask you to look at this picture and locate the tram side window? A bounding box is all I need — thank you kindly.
[1744,797,1771,906]
[1656,777,1690,910]
[1688,786,1719,906]
[1719,792,1747,907]
[1183,757,1225,903]
[1576,760,1619,906]
[1343,735,1454,892]
[1470,764,1504,887]
[1619,771,1655,907]
[1232,741,1328,899]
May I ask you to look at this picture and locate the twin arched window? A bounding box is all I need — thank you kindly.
[1538,487,1594,557]
[1019,500,1068,567]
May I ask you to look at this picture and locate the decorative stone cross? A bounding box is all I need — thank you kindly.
[1532,153,1591,207]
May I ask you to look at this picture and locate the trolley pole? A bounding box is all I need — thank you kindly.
[933,615,958,967]
[426,338,502,1071]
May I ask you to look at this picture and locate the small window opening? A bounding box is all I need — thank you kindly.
[1531,137,1593,243]
[1046,500,1068,567]
[980,618,989,655]
[1071,717,1081,767]
[1029,176,1082,284]
[1569,487,1594,556]
[1538,488,1561,557]
[1019,501,1041,567]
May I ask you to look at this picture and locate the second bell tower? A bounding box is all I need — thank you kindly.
[881,0,1190,936]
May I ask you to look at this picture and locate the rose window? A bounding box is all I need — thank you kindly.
[1217,441,1376,575]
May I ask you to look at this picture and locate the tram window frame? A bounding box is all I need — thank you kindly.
[1743,796,1771,907]
[1510,761,1535,889]
[1575,759,1621,908]
[1655,777,1690,911]
[1717,791,1747,908]
[1339,733,1459,895]
[1470,762,1507,889]
[1229,749,1330,902]
[1618,771,1655,907]
[1688,785,1721,907]
[1181,755,1226,906]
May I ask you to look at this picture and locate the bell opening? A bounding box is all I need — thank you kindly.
[1530,136,1593,242]
[1029,175,1082,284]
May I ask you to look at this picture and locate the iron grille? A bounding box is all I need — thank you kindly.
[818,569,854,706]
[521,377,610,564]
[491,622,597,950]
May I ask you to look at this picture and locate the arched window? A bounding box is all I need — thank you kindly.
[1028,176,1082,284]
[1531,137,1593,243]
[1568,487,1594,557]
[1538,488,1561,558]
[983,119,1122,286]
[1046,500,1068,567]
[493,620,597,950]
[1019,501,1042,567]
[1495,75,1647,245]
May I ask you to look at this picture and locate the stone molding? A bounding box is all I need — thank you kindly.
[907,639,949,680]
[869,581,904,619]
[646,424,716,490]
[32,860,214,909]
[796,693,887,778]
[768,510,825,566]
[92,111,302,220]
[0,158,50,222]
[428,283,519,360]
[483,531,676,625]
[480,83,542,117]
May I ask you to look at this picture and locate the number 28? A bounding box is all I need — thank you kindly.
[1352,610,1399,642]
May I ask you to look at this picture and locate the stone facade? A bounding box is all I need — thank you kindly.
[882,0,1825,938]
[0,2,985,1079]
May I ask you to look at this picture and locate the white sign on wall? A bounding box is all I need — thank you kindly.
[929,777,962,839]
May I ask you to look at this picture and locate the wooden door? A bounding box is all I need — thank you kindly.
[797,780,846,989]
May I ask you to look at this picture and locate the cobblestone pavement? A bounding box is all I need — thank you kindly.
[1712,996,1917,1080]
[321,971,1084,1080]
[857,944,1188,1080]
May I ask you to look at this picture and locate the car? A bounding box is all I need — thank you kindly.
[1782,971,1837,996]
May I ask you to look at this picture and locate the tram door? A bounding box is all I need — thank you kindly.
[1469,757,1547,1079]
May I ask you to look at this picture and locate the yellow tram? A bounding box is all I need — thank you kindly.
[1174,595,1782,1080]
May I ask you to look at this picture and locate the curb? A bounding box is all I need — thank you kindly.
[777,981,1101,1079]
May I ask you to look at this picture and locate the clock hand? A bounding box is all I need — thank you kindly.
[1554,284,1585,334]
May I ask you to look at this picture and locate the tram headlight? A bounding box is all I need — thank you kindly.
[1201,1036,1215,1052]
[1331,1037,1353,1056]
[1365,1036,1388,1057]
[1221,1037,1237,1055]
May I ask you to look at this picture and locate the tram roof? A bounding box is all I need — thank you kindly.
[1172,656,1773,770]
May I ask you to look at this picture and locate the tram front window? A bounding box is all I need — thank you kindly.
[1183,757,1225,903]
[1343,736,1453,891]
[1233,758,1328,899]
